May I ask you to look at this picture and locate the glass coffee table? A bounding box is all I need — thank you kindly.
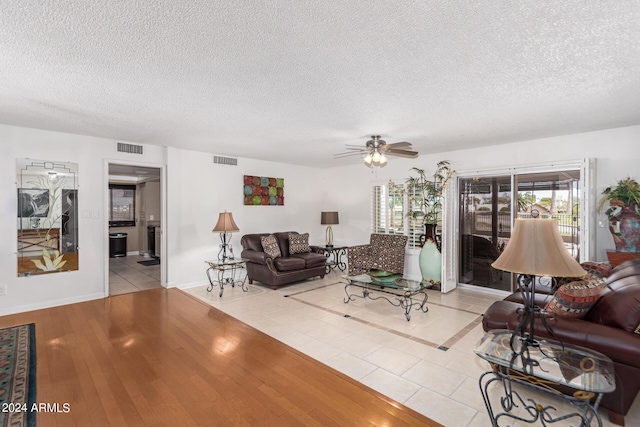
[342,271,432,321]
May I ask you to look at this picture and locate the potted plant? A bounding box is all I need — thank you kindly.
[598,177,640,253]
[405,160,454,286]
[405,160,454,248]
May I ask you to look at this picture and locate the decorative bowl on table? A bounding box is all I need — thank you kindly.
[368,269,402,285]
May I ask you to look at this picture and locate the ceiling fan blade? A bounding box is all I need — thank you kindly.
[333,151,366,159]
[386,149,419,158]
[386,142,412,149]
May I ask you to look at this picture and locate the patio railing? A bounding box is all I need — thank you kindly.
[469,212,579,237]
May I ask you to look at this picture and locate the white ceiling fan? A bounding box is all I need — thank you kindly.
[334,135,419,167]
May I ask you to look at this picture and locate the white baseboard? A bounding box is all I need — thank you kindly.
[0,292,105,316]
[177,280,208,290]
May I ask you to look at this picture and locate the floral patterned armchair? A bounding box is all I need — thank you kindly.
[347,234,408,275]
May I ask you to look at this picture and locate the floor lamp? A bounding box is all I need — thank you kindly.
[491,218,585,354]
[212,212,240,261]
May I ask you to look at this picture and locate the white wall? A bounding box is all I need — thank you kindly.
[0,125,328,314]
[1,122,639,314]
[0,124,165,314]
[165,147,326,288]
[320,125,640,280]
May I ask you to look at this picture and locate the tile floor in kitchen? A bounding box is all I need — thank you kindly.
[109,255,161,296]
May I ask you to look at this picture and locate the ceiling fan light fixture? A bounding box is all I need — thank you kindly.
[336,135,418,168]
[372,150,381,163]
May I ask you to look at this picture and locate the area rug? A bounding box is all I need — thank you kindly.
[0,323,36,427]
[138,258,160,266]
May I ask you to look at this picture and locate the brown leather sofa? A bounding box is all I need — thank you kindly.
[482,259,640,425]
[240,232,326,289]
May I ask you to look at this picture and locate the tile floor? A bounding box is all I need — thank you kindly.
[109,255,161,295]
[182,271,640,427]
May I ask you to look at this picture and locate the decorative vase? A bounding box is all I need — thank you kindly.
[610,203,640,253]
[419,224,442,286]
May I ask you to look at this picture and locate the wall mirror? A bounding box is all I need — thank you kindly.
[17,159,79,276]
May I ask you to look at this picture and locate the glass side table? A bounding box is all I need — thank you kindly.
[205,259,248,297]
[321,246,347,273]
[474,329,616,426]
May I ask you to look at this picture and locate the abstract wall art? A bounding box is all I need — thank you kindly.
[243,175,284,205]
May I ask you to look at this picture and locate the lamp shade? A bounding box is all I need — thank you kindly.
[321,211,339,225]
[212,212,239,233]
[492,219,586,277]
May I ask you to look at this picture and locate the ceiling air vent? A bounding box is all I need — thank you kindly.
[213,155,238,166]
[116,142,144,155]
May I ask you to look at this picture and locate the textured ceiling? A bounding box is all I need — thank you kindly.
[1,1,639,168]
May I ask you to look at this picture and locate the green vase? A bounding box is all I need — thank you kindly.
[419,224,441,285]
[419,238,441,285]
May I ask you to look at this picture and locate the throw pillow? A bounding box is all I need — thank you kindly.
[555,261,613,289]
[260,234,281,258]
[580,261,613,278]
[545,276,606,319]
[289,232,311,254]
[635,323,640,335]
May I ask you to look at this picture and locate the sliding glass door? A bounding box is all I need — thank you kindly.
[458,169,580,292]
[459,176,512,291]
[515,171,581,259]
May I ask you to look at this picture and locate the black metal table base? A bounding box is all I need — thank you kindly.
[343,281,428,321]
[479,368,603,427]
[324,247,347,273]
[206,264,248,297]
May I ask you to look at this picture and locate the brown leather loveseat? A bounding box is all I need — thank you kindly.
[241,231,326,289]
[482,259,640,425]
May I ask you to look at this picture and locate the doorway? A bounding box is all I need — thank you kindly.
[458,169,581,292]
[107,163,164,296]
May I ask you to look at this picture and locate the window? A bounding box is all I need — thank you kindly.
[371,182,440,249]
[407,185,429,249]
[109,184,136,227]
[371,182,406,236]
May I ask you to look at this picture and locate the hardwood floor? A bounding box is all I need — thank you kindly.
[0,288,441,426]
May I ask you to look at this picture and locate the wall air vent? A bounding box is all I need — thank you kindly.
[116,142,144,155]
[213,155,238,166]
